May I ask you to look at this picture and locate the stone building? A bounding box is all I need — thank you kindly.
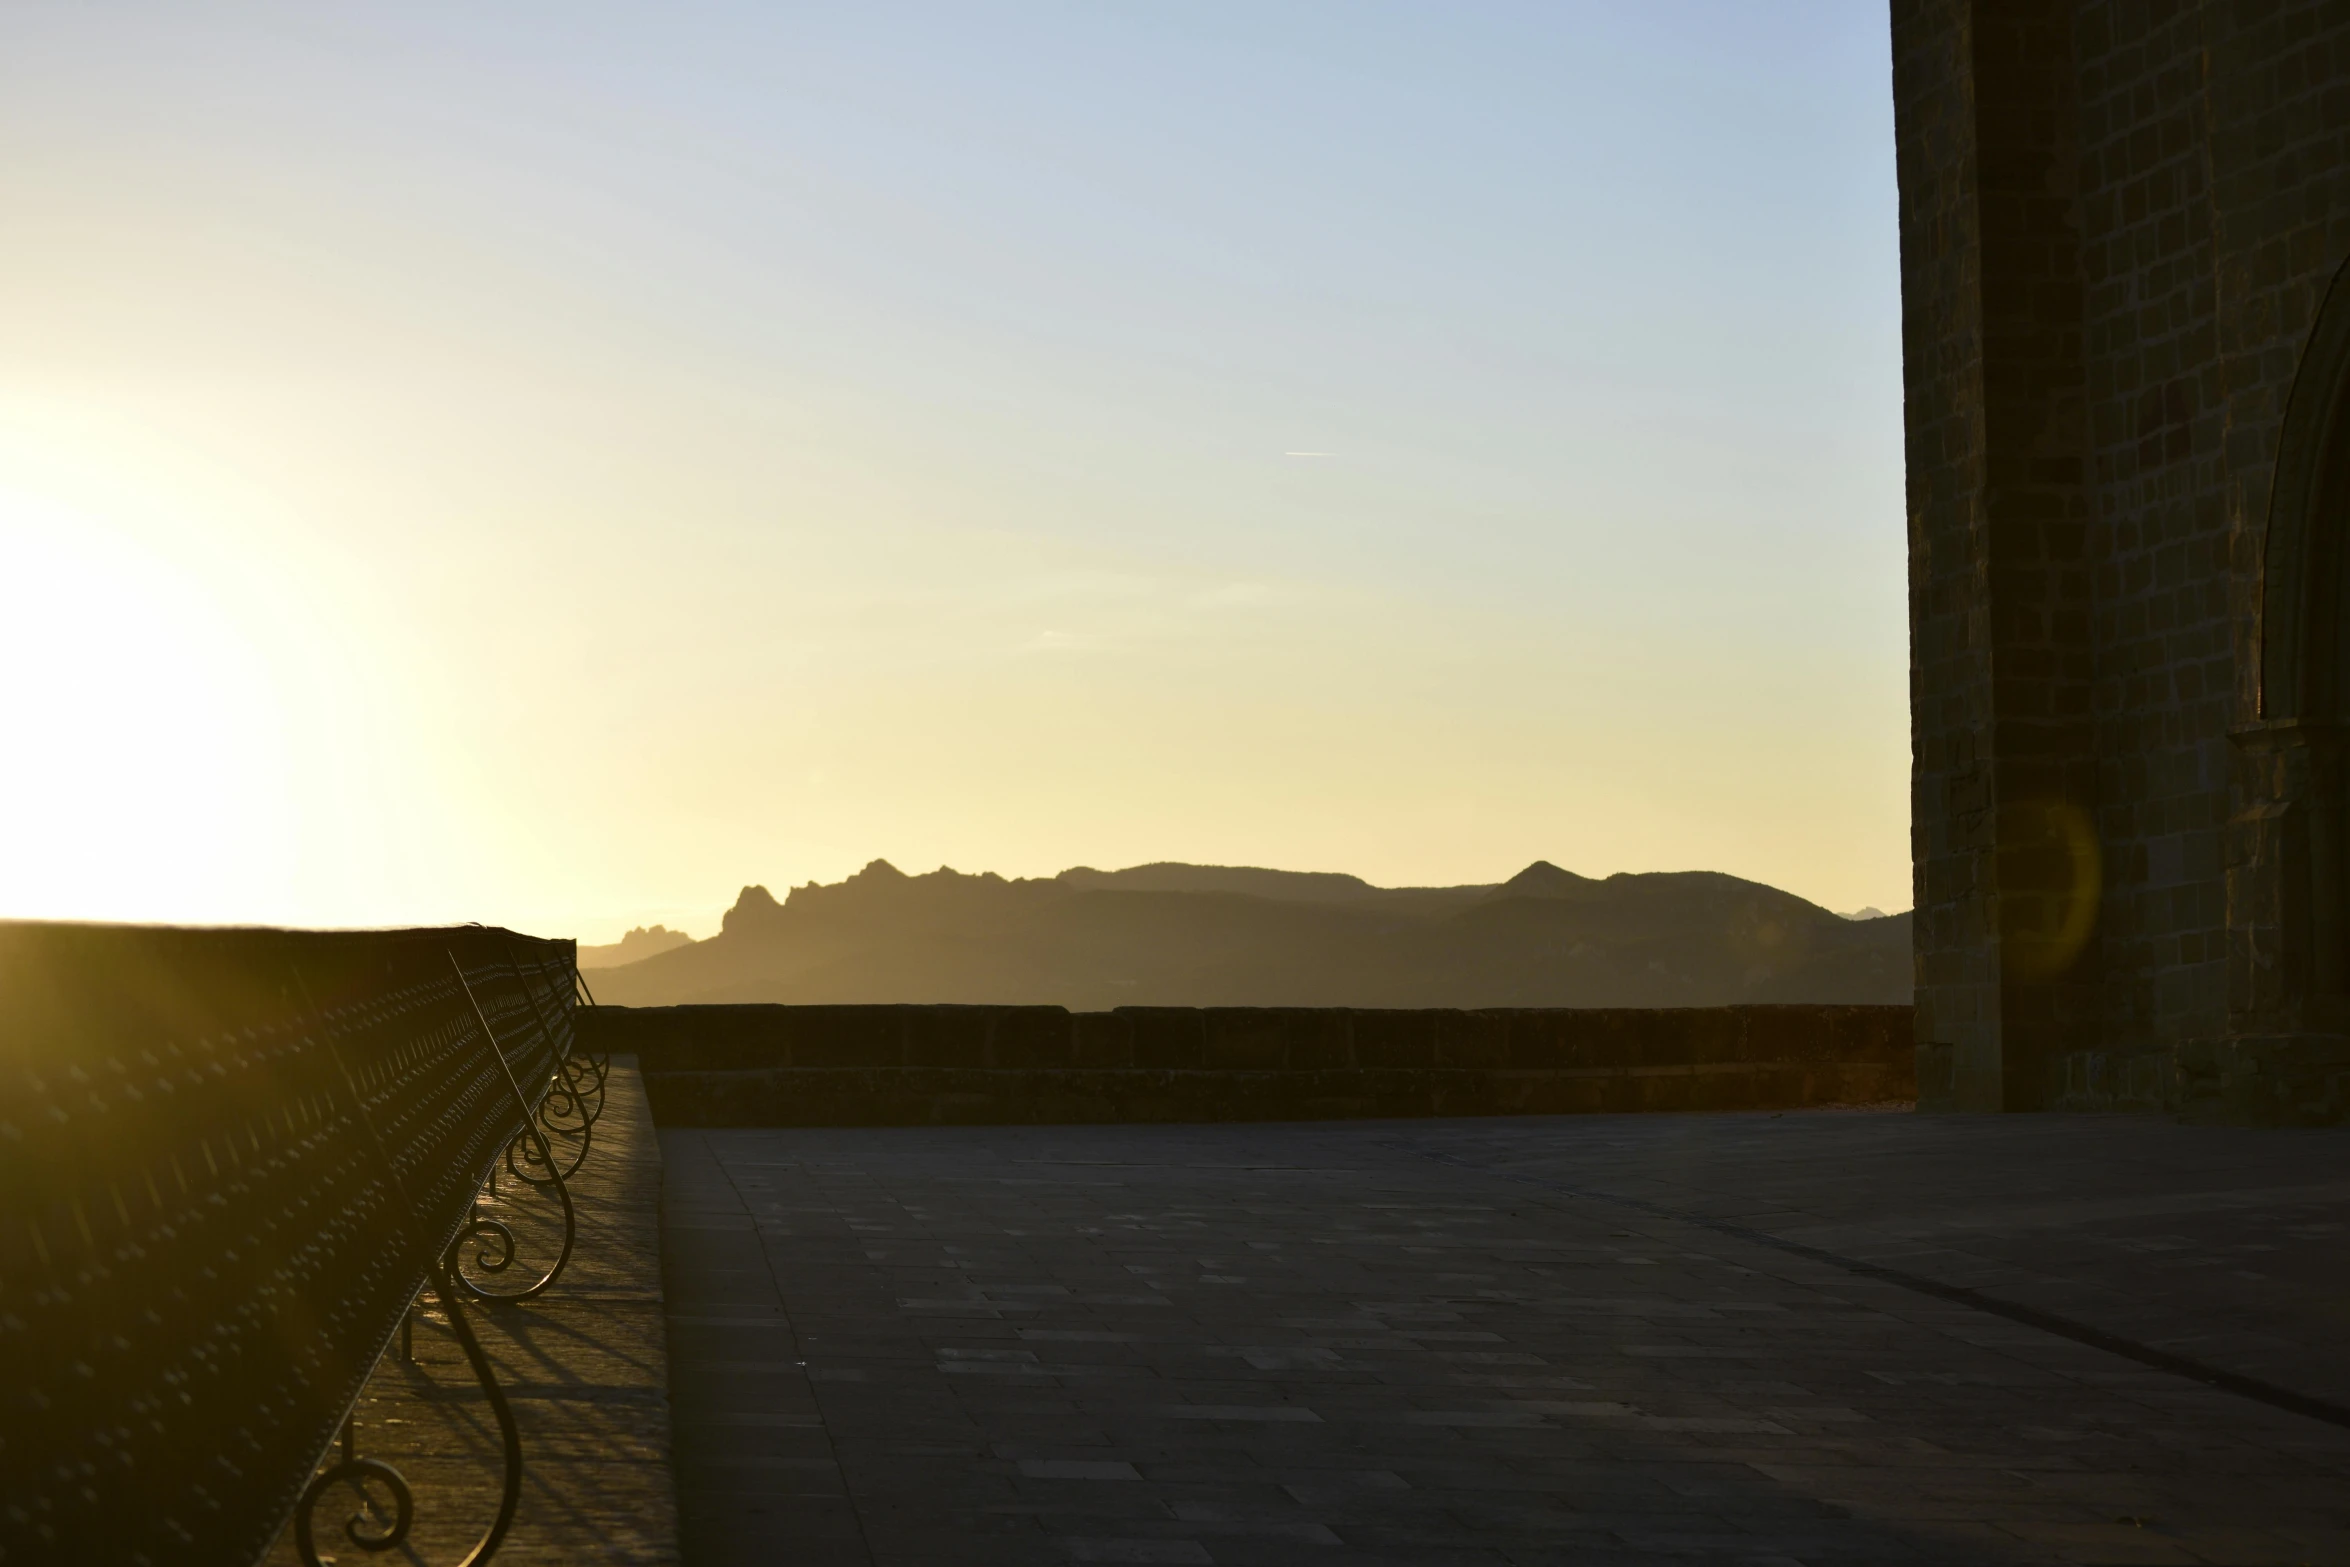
[1895,1,2350,1120]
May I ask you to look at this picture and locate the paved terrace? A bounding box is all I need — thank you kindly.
[662,1112,2350,1567]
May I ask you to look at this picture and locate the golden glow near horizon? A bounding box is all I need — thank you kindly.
[1,4,1910,941]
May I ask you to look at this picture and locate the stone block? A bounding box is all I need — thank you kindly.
[1426,1071,1504,1118]
[989,1007,1079,1069]
[1432,1011,1510,1069]
[1351,1011,1437,1069]
[787,1006,909,1069]
[1674,1007,1742,1065]
[1499,1010,1582,1070]
[1200,1010,1305,1071]
[903,1005,1003,1068]
[1121,1009,1206,1070]
[610,1004,793,1071]
[1073,1010,1137,1068]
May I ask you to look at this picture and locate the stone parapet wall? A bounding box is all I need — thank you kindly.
[582,1003,1914,1126]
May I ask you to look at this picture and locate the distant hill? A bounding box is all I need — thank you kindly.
[586,859,1911,1009]
[580,924,697,970]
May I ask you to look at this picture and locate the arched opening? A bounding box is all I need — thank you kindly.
[2260,253,2350,723]
[2233,256,2350,1077]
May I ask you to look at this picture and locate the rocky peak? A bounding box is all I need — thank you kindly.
[1498,860,1596,898]
[721,884,787,936]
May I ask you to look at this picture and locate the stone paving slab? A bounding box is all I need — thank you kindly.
[1396,1111,2350,1413]
[662,1112,2350,1566]
[263,1057,678,1567]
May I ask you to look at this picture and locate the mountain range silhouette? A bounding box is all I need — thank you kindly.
[585,859,1910,1009]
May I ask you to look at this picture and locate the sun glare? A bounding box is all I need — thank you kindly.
[0,490,294,924]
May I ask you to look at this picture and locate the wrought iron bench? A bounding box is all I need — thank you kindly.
[0,922,605,1567]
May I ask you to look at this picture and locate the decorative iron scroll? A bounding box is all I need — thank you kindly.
[0,921,578,1567]
[289,1255,518,1567]
[442,950,575,1305]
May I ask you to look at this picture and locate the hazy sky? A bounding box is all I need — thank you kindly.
[1,3,1906,940]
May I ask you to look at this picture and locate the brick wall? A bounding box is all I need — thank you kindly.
[1896,0,2004,1108]
[1895,0,2350,1121]
[1975,0,2103,1108]
[2072,0,2228,1107]
[1896,0,2103,1110]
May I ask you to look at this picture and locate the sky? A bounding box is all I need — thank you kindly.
[0,3,1907,941]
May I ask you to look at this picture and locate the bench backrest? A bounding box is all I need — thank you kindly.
[0,922,575,1567]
